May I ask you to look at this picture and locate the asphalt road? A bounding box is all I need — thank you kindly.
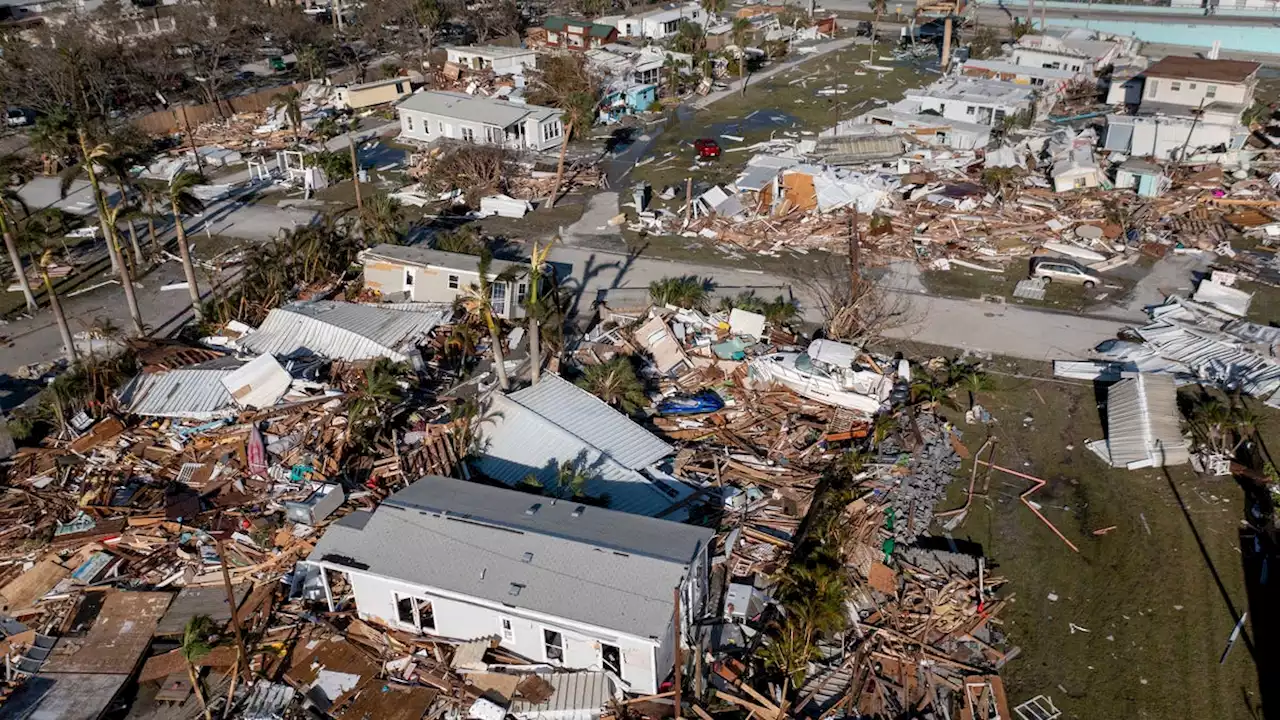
[818,0,1280,25]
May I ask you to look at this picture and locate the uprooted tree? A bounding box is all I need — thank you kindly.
[419,144,514,206]
[796,218,913,344]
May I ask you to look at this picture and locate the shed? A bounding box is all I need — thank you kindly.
[1087,373,1190,469]
[1114,158,1169,198]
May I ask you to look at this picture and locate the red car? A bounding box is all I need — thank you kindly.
[694,138,722,159]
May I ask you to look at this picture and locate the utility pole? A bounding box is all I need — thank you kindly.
[348,130,363,211]
[847,207,862,296]
[672,587,682,720]
[216,539,253,683]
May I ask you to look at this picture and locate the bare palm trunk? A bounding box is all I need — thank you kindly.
[547,127,572,209]
[486,314,509,391]
[41,270,76,363]
[739,49,746,95]
[187,662,212,720]
[80,130,143,335]
[127,219,143,269]
[528,274,542,385]
[3,223,37,313]
[348,132,363,211]
[870,15,879,60]
[172,204,204,321]
[145,195,160,254]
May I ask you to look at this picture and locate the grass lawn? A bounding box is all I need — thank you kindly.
[629,43,931,206]
[918,261,1139,314]
[887,343,1269,719]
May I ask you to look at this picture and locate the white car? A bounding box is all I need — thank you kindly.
[1030,258,1102,288]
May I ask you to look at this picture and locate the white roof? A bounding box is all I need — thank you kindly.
[963,58,1082,81]
[906,77,1036,106]
[1093,373,1189,468]
[398,91,561,128]
[240,300,450,363]
[445,45,535,60]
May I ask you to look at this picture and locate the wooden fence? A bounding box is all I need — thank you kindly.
[131,81,309,135]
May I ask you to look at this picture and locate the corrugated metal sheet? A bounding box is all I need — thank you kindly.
[509,375,672,470]
[117,368,237,420]
[241,301,450,362]
[1099,373,1189,468]
[474,394,678,517]
[511,672,615,720]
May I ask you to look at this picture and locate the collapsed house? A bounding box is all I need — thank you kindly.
[235,300,452,366]
[301,474,714,695]
[473,374,697,517]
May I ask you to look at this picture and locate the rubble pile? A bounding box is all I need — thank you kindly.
[870,411,964,544]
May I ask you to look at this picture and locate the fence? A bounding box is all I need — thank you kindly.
[131,81,309,136]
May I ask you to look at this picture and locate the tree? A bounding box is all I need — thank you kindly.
[649,275,709,309]
[869,0,887,59]
[577,357,647,414]
[433,226,486,255]
[348,358,410,449]
[546,91,597,209]
[180,615,216,720]
[0,155,37,313]
[663,53,683,97]
[700,0,725,19]
[458,249,514,391]
[360,192,405,245]
[980,166,1024,201]
[763,560,849,704]
[415,0,454,51]
[297,44,327,81]
[65,130,145,336]
[139,183,166,255]
[39,250,76,363]
[949,362,993,410]
[671,20,707,54]
[968,25,1002,60]
[168,172,208,320]
[910,374,958,410]
[730,18,753,95]
[273,88,305,143]
[525,240,554,385]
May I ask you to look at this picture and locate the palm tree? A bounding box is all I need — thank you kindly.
[347,122,364,211]
[547,91,598,209]
[297,44,326,81]
[433,226,485,255]
[869,0,887,60]
[649,275,708,309]
[39,250,76,363]
[272,88,305,143]
[0,155,37,313]
[910,375,958,410]
[68,129,144,336]
[348,358,409,449]
[981,166,1023,199]
[168,172,207,320]
[180,615,216,720]
[699,0,725,19]
[672,20,706,54]
[730,18,752,95]
[138,183,166,256]
[577,357,647,414]
[525,239,554,385]
[458,249,513,391]
[949,363,993,410]
[359,192,404,245]
[663,53,683,98]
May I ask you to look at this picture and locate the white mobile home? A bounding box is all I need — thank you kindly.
[444,45,538,76]
[397,91,565,153]
[901,77,1039,127]
[608,2,708,40]
[302,475,714,695]
[359,243,529,320]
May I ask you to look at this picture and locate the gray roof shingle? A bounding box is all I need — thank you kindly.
[307,475,712,639]
[397,91,561,128]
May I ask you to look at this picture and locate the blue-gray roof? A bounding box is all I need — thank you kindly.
[307,475,713,639]
[397,91,560,128]
[240,300,450,363]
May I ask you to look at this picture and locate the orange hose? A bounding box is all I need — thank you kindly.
[977,460,1080,553]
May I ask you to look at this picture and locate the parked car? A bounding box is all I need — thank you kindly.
[693,138,721,159]
[1030,257,1102,288]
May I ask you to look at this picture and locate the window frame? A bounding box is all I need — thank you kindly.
[542,627,564,662]
[392,592,436,632]
[448,274,460,290]
[600,642,622,676]
[405,269,415,287]
[500,616,516,642]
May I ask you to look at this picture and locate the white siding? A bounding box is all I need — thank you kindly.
[346,572,660,693]
[1011,47,1094,76]
[397,109,564,152]
[1145,77,1251,112]
[364,259,524,318]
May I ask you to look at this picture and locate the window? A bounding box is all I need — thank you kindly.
[542,121,562,142]
[461,126,476,143]
[517,282,527,308]
[501,617,516,642]
[1206,84,1217,98]
[1188,82,1197,90]
[392,593,436,631]
[448,274,459,289]
[407,115,415,132]
[485,126,502,144]
[405,270,414,287]
[1147,79,1159,99]
[601,643,621,676]
[543,629,564,661]
[396,82,405,94]
[1170,81,1182,92]
[438,121,445,134]
[965,106,975,115]
[490,282,506,314]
